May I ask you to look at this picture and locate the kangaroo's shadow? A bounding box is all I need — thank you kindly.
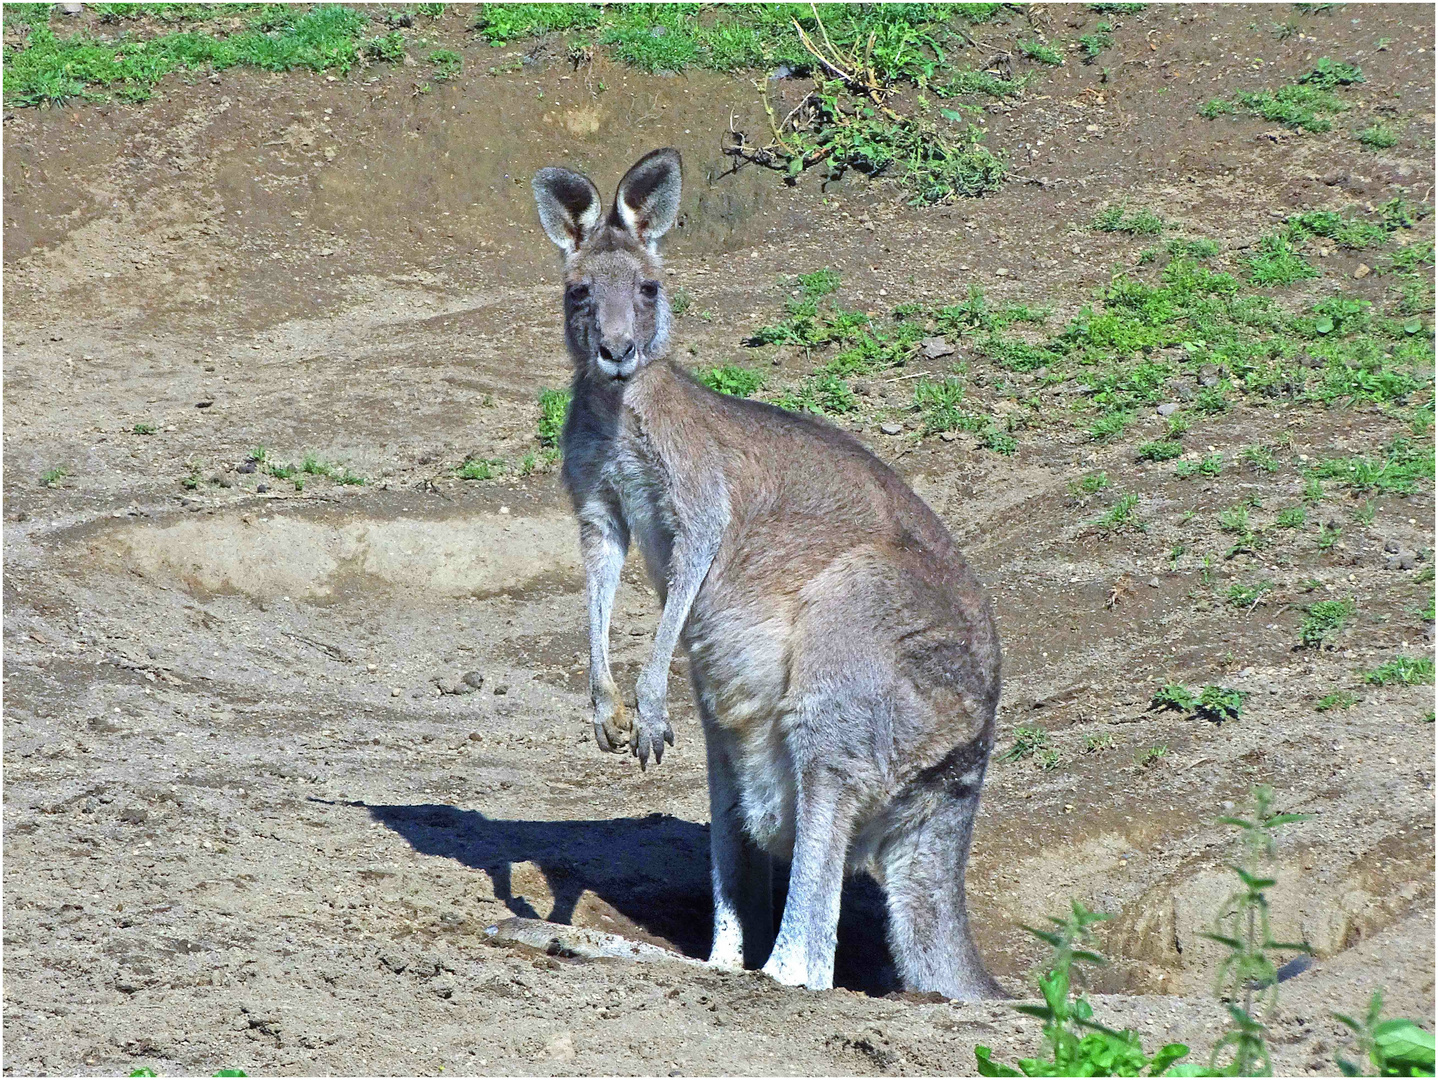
[354,801,900,994]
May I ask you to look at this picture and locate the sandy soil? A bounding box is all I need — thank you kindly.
[3,3,1434,1075]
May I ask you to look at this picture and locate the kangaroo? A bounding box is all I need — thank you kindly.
[531,148,1003,999]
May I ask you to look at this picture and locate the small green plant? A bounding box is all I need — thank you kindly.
[1299,57,1364,89]
[428,47,461,80]
[1300,597,1356,647]
[1317,523,1343,552]
[1175,453,1224,480]
[1315,690,1359,711]
[1152,682,1198,712]
[1019,38,1064,65]
[1355,123,1398,150]
[455,457,501,481]
[1335,991,1437,1077]
[1197,685,1248,723]
[1069,471,1111,498]
[1077,26,1114,62]
[669,285,693,316]
[1095,493,1143,533]
[698,364,764,398]
[1276,506,1307,529]
[1135,744,1169,767]
[1362,655,1435,686]
[974,901,1192,1078]
[1092,204,1165,236]
[1000,725,1049,763]
[537,387,571,447]
[1083,733,1115,753]
[1138,440,1184,462]
[1202,786,1312,1077]
[132,422,157,435]
[1038,748,1062,771]
[1226,581,1273,611]
[1240,445,1279,473]
[40,465,69,487]
[365,30,407,63]
[774,372,857,416]
[1167,237,1221,260]
[1247,233,1321,286]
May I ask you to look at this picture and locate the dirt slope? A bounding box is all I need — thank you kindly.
[3,4,1434,1075]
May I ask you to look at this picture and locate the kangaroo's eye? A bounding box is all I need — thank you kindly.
[566,283,591,304]
[639,280,660,300]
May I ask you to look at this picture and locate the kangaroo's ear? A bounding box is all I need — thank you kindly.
[532,167,603,256]
[609,148,682,248]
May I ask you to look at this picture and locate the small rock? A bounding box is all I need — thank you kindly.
[939,430,959,442]
[879,421,904,435]
[995,267,1012,277]
[237,461,256,474]
[195,399,214,409]
[1353,263,1372,279]
[379,951,408,974]
[1385,548,1417,571]
[920,336,955,360]
[1384,538,1402,553]
[119,807,148,825]
[468,732,483,742]
[1321,170,1347,186]
[1157,402,1180,417]
[57,2,83,13]
[493,684,509,696]
[1198,364,1221,388]
[463,671,485,691]
[1148,577,1161,588]
[256,483,269,493]
[390,687,402,697]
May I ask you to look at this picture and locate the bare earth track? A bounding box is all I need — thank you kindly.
[3,4,1435,1075]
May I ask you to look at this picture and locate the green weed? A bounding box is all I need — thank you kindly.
[1204,787,1312,1076]
[974,900,1192,1078]
[1226,581,1273,610]
[1175,453,1224,480]
[1247,234,1320,286]
[537,387,571,447]
[1135,744,1169,767]
[40,465,68,487]
[1167,237,1221,260]
[1307,438,1434,495]
[1315,690,1359,711]
[132,422,157,435]
[1019,38,1064,65]
[1138,440,1184,462]
[698,364,764,398]
[5,5,386,107]
[1335,992,1437,1078]
[454,457,501,481]
[1092,204,1165,236]
[1094,492,1143,533]
[1300,597,1356,646]
[1069,471,1110,498]
[1362,655,1435,686]
[428,47,460,79]
[1275,506,1307,528]
[773,372,856,416]
[1000,725,1049,763]
[1240,445,1279,472]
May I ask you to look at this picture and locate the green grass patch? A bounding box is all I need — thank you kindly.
[1363,655,1435,686]
[1093,491,1143,533]
[1092,204,1165,236]
[1315,690,1359,711]
[537,387,571,448]
[1019,38,1063,65]
[1247,233,1320,286]
[4,4,392,106]
[1307,437,1433,495]
[1300,597,1356,647]
[1175,452,1225,479]
[1137,439,1183,461]
[697,364,764,398]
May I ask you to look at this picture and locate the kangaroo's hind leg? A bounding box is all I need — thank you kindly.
[701,719,773,970]
[761,760,859,991]
[881,750,1003,1001]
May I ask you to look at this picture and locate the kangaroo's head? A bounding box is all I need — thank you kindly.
[532,148,682,383]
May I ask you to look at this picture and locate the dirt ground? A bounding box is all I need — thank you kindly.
[3,3,1435,1075]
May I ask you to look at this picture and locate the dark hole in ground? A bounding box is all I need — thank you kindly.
[358,801,900,994]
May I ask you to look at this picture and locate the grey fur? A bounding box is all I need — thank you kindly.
[531,149,1003,1000]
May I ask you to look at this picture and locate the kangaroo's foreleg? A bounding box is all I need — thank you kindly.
[579,504,631,753]
[632,512,726,766]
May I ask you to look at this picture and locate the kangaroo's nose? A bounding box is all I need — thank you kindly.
[598,338,636,364]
